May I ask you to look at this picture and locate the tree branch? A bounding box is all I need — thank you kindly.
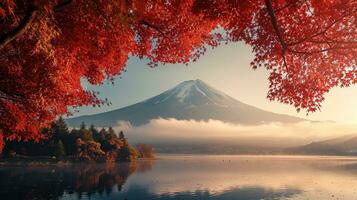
[265,0,288,53]
[287,11,353,46]
[289,45,357,54]
[140,20,165,35]
[0,0,74,50]
[0,6,38,50]
[54,0,73,12]
[265,0,290,71]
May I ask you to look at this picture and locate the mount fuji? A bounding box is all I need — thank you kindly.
[66,79,304,127]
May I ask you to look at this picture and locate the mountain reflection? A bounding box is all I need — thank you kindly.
[0,160,154,200]
[111,185,301,200]
[2,156,357,200]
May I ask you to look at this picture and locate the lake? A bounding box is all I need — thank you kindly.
[1,155,357,200]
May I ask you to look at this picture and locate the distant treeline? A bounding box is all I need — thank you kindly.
[1,117,155,163]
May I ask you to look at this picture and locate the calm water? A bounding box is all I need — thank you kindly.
[1,155,357,200]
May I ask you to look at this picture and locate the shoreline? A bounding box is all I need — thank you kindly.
[2,154,357,167]
[157,153,357,161]
[0,156,157,166]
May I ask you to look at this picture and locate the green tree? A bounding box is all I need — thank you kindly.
[50,117,70,141]
[77,124,94,142]
[89,124,99,135]
[118,141,137,162]
[105,127,118,143]
[54,140,66,158]
[107,127,116,138]
[80,122,86,130]
[57,117,69,132]
[118,144,130,162]
[119,131,125,140]
[94,128,107,143]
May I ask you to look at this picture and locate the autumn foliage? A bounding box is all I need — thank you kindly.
[0,0,356,150]
[136,143,155,158]
[2,118,143,162]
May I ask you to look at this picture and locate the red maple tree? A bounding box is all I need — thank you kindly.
[0,0,356,151]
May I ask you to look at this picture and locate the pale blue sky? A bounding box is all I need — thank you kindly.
[76,42,357,123]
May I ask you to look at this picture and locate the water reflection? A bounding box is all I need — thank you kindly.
[107,186,301,200]
[123,155,357,200]
[1,155,357,200]
[0,160,154,200]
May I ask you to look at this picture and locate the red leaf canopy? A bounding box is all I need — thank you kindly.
[0,0,356,150]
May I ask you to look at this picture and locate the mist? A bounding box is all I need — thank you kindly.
[114,118,357,150]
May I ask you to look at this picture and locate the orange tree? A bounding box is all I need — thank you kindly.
[0,0,356,151]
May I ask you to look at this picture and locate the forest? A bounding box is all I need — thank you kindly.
[0,117,155,163]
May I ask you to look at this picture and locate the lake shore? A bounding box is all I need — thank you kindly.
[0,155,157,167]
[1,153,357,167]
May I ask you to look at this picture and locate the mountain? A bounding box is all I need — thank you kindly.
[66,79,304,127]
[292,134,357,155]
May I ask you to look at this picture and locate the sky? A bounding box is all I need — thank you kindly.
[77,42,357,124]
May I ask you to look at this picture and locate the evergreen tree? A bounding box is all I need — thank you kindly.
[79,129,93,142]
[80,122,86,130]
[89,124,99,135]
[97,128,107,142]
[118,141,131,162]
[54,140,65,158]
[57,117,69,133]
[108,127,116,137]
[51,116,70,141]
[119,131,125,140]
[105,127,117,143]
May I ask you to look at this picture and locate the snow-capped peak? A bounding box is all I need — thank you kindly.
[67,79,304,128]
[145,79,235,106]
[176,80,207,101]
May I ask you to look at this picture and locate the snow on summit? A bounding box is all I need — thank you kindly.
[67,79,304,127]
[150,79,233,106]
[175,79,210,102]
[176,80,199,100]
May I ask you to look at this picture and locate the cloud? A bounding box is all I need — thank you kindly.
[114,118,357,147]
[115,120,133,132]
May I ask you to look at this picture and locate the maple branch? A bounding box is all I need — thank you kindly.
[265,0,290,71]
[140,20,165,35]
[265,0,288,53]
[265,0,357,58]
[54,0,73,12]
[0,0,74,50]
[0,92,19,102]
[0,5,38,50]
[289,45,357,54]
[287,11,354,46]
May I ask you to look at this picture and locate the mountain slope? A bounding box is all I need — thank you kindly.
[66,79,304,127]
[292,134,357,155]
